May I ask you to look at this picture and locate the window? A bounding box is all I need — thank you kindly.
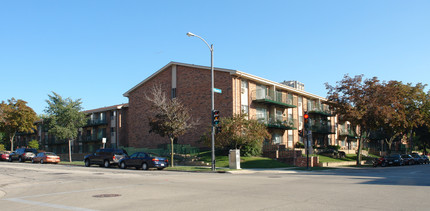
[288,130,293,147]
[171,88,177,99]
[256,107,267,123]
[241,105,249,116]
[256,84,267,99]
[272,133,282,144]
[298,97,303,130]
[111,111,116,120]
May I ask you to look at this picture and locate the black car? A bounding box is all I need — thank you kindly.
[119,152,169,170]
[411,153,424,164]
[84,148,128,168]
[8,148,38,162]
[421,155,429,164]
[401,154,414,165]
[386,154,403,166]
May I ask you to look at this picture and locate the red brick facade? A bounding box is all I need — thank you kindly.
[125,63,233,148]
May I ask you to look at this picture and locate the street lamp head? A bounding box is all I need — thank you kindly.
[186,32,195,37]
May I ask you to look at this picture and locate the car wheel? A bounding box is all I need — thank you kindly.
[381,162,387,167]
[18,156,23,162]
[142,162,148,170]
[31,158,35,163]
[85,159,90,167]
[8,157,12,162]
[41,159,44,164]
[120,162,126,169]
[157,168,164,170]
[104,160,110,168]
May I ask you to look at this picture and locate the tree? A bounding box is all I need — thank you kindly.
[326,75,383,165]
[210,114,271,156]
[43,92,86,162]
[145,85,199,167]
[0,98,38,151]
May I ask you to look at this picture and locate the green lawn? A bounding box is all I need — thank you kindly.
[317,153,379,163]
[197,151,293,168]
[59,161,85,166]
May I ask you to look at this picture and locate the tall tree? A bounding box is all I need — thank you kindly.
[145,85,199,167]
[0,98,38,151]
[43,92,86,162]
[326,75,382,165]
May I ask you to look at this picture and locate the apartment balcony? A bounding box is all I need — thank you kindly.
[86,119,108,127]
[338,128,357,138]
[257,117,297,130]
[310,123,335,134]
[308,106,335,116]
[81,135,104,142]
[251,90,296,108]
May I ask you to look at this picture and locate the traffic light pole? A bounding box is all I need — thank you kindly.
[306,128,309,170]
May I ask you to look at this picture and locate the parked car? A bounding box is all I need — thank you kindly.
[8,148,38,162]
[421,155,429,164]
[84,148,128,168]
[0,151,11,161]
[411,153,424,164]
[373,156,388,167]
[386,154,404,166]
[32,152,61,164]
[401,154,415,165]
[119,152,169,170]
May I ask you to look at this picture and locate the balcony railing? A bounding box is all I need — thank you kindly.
[257,116,297,130]
[86,119,108,126]
[309,123,335,134]
[81,135,103,142]
[251,89,296,108]
[339,128,356,138]
[308,105,335,116]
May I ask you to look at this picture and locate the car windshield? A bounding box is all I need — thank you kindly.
[45,152,56,156]
[146,153,160,158]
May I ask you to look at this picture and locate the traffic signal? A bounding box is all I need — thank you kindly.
[212,110,220,126]
[304,111,309,129]
[216,126,222,134]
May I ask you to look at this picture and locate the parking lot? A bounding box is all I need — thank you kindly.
[1,161,430,210]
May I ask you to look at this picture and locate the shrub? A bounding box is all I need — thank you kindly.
[28,140,39,149]
[0,144,5,151]
[295,142,305,148]
[327,145,341,151]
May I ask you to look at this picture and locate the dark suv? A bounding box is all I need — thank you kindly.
[9,148,38,162]
[84,148,128,168]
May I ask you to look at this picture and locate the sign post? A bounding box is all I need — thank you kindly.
[102,138,106,149]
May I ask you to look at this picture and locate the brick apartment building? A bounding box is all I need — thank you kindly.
[14,61,360,155]
[123,61,343,149]
[14,104,128,154]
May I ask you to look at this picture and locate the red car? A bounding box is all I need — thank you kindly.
[0,151,11,161]
[32,152,61,164]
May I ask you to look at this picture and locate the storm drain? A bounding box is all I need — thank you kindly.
[92,194,121,198]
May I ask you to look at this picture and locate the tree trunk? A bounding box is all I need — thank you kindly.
[170,137,174,167]
[356,135,363,166]
[9,134,15,151]
[68,139,72,162]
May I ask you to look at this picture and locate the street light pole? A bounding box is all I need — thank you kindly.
[187,32,216,171]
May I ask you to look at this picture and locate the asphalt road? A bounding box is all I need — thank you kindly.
[0,162,429,211]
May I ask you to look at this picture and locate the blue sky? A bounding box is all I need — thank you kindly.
[1,1,429,115]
